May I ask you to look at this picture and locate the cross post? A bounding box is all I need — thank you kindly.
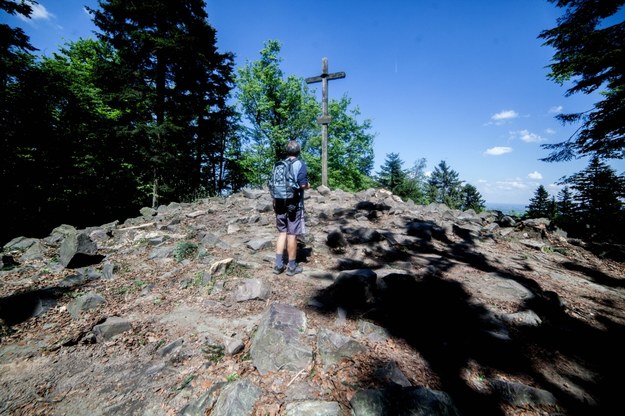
[305,57,346,187]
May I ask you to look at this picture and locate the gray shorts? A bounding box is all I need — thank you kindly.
[276,208,305,235]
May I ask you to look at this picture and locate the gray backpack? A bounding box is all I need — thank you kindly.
[269,158,299,200]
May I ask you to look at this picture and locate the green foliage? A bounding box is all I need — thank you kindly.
[400,158,430,204]
[226,372,239,382]
[1,0,240,244]
[90,0,236,205]
[526,185,553,219]
[235,40,376,192]
[559,156,625,240]
[324,97,376,192]
[428,161,463,209]
[174,241,198,262]
[460,184,486,212]
[236,40,318,187]
[176,374,195,391]
[202,344,225,363]
[553,186,576,230]
[376,153,408,193]
[539,0,625,161]
[376,156,483,210]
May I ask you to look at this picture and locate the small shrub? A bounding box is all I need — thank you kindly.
[174,241,198,262]
[226,372,239,382]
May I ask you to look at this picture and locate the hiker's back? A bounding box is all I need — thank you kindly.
[269,158,300,201]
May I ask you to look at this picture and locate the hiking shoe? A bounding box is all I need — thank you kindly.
[286,264,303,276]
[273,264,285,275]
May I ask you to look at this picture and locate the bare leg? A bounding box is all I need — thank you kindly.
[276,232,287,257]
[286,234,297,262]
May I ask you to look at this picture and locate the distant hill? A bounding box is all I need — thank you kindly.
[485,202,526,215]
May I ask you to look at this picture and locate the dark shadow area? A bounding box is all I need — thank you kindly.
[0,272,92,327]
[561,260,625,288]
[0,287,68,326]
[585,242,625,264]
[306,203,625,415]
[66,253,107,269]
[295,244,313,264]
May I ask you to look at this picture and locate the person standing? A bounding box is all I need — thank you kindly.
[273,140,309,276]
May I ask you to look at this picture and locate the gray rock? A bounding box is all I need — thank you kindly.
[373,361,412,387]
[225,338,244,355]
[350,389,390,416]
[22,241,46,260]
[317,328,366,370]
[326,229,348,249]
[67,292,106,319]
[3,236,38,251]
[489,379,558,407]
[211,379,261,416]
[250,303,313,375]
[93,316,131,341]
[285,400,340,416]
[235,278,271,302]
[59,231,99,268]
[396,386,460,416]
[501,310,543,327]
[246,238,273,251]
[149,245,174,260]
[140,207,157,217]
[157,337,184,357]
[180,383,226,416]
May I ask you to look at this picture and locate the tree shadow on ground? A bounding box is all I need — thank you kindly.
[0,273,90,327]
[561,260,625,288]
[307,206,625,416]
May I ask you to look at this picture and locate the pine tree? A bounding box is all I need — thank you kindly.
[460,184,486,212]
[539,0,625,161]
[561,156,625,241]
[395,158,429,204]
[554,186,578,232]
[90,0,235,205]
[377,153,407,194]
[428,160,463,209]
[526,185,552,219]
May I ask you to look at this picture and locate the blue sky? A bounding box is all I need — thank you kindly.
[4,0,624,206]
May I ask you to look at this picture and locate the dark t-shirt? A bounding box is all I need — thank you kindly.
[291,157,308,206]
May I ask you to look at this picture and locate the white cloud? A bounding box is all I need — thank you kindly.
[485,110,519,126]
[528,171,542,180]
[492,110,519,121]
[545,128,556,135]
[549,105,563,114]
[486,178,528,193]
[484,146,513,156]
[18,1,55,21]
[511,129,544,143]
[494,179,528,191]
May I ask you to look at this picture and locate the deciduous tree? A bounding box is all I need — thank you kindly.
[235,40,319,187]
[236,40,375,192]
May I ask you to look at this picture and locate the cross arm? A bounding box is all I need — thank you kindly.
[305,71,346,84]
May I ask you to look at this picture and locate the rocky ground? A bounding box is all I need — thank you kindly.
[1,187,625,415]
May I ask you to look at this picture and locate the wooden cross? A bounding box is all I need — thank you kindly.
[305,57,346,187]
